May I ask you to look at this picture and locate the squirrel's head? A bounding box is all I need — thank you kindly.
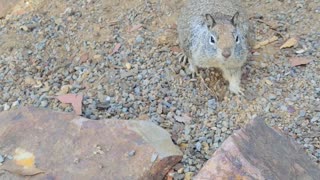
[202,12,245,62]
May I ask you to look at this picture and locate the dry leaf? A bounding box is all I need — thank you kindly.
[289,57,313,67]
[80,52,89,63]
[179,143,188,149]
[125,63,131,70]
[280,37,298,49]
[253,36,278,49]
[129,24,142,32]
[24,76,36,86]
[202,142,209,152]
[157,35,169,45]
[110,43,121,55]
[56,94,83,115]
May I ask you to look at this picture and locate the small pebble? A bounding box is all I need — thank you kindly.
[3,104,10,111]
[128,150,136,157]
[135,35,144,44]
[6,155,13,160]
[221,127,228,132]
[299,110,306,117]
[195,142,202,151]
[268,94,277,101]
[40,100,49,107]
[208,99,217,110]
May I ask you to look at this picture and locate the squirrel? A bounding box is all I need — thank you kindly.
[177,0,250,95]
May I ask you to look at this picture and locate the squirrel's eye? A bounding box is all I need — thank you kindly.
[235,35,240,43]
[210,36,215,44]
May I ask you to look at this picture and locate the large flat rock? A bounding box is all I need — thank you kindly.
[195,117,320,180]
[0,107,182,179]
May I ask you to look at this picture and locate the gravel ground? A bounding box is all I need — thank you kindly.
[0,0,319,178]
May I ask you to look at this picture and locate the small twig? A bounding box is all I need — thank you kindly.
[256,19,277,30]
[255,19,285,39]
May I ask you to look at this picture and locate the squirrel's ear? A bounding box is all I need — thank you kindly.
[205,14,216,28]
[231,12,240,26]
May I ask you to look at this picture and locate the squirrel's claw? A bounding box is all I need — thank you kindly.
[178,53,189,66]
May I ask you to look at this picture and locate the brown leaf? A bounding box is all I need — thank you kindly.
[280,37,298,49]
[253,36,278,49]
[56,94,83,115]
[110,43,121,55]
[289,57,313,67]
[129,24,143,32]
[80,52,89,63]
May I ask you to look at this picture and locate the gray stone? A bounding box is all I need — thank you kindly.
[0,154,4,163]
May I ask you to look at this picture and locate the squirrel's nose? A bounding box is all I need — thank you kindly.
[222,49,231,59]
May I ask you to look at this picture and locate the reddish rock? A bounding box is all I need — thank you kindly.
[0,0,21,18]
[195,117,320,180]
[0,107,182,179]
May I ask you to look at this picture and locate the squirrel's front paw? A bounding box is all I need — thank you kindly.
[178,53,189,66]
[229,83,244,96]
[187,64,198,78]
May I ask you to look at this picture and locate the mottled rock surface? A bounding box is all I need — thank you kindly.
[0,107,182,179]
[195,117,320,180]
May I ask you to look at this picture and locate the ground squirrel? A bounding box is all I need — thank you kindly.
[177,0,250,95]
